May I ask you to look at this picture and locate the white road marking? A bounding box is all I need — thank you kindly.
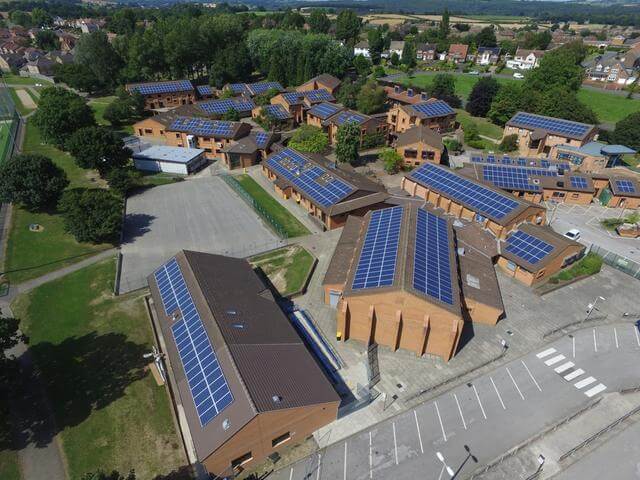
[316,453,322,480]
[521,360,542,391]
[369,431,372,479]
[585,383,607,397]
[434,401,447,441]
[343,442,347,480]
[490,376,506,409]
[564,369,585,381]
[575,376,597,389]
[453,393,467,430]
[472,384,487,419]
[392,422,398,465]
[554,361,575,373]
[614,328,619,349]
[593,328,598,352]
[289,467,293,480]
[506,367,525,400]
[414,410,424,454]
[536,348,556,358]
[545,354,566,366]
[635,325,640,347]
[572,336,575,358]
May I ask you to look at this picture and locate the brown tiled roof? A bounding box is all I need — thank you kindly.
[300,73,341,91]
[448,43,469,57]
[395,124,444,151]
[323,216,364,286]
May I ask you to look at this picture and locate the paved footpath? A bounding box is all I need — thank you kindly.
[266,323,640,480]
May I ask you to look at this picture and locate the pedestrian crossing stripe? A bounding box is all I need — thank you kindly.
[554,362,574,373]
[545,354,565,366]
[584,383,606,398]
[564,369,584,381]
[536,348,556,358]
[575,376,596,389]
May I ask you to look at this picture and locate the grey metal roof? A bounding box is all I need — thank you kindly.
[133,145,204,164]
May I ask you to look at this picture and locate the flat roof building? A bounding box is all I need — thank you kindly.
[552,141,636,173]
[133,145,207,175]
[148,251,340,477]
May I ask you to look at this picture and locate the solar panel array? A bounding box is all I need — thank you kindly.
[569,176,588,189]
[254,131,270,148]
[266,148,355,207]
[411,100,455,118]
[169,117,235,137]
[333,110,367,126]
[196,85,212,96]
[130,80,193,95]
[504,230,554,265]
[282,92,304,104]
[262,104,291,120]
[352,207,403,290]
[228,83,247,94]
[509,112,591,138]
[308,102,343,119]
[304,89,334,103]
[249,81,283,95]
[154,258,233,427]
[409,164,521,220]
[413,209,453,305]
[471,155,570,171]
[482,165,543,191]
[198,98,255,115]
[616,179,636,193]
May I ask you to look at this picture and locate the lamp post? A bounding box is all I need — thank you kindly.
[584,296,606,323]
[436,451,454,480]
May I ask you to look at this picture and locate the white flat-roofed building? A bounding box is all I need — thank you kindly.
[133,145,207,175]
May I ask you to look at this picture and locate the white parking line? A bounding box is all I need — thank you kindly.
[585,383,607,397]
[289,467,293,480]
[316,453,322,480]
[414,410,424,454]
[343,442,347,480]
[572,336,576,358]
[521,360,542,391]
[634,325,640,347]
[453,393,467,430]
[506,367,525,400]
[593,328,598,352]
[536,348,556,358]
[554,361,575,373]
[434,401,447,441]
[614,328,619,349]
[369,432,372,479]
[545,354,566,366]
[490,376,506,409]
[392,422,398,465]
[472,384,487,419]
[564,369,585,381]
[575,376,597,389]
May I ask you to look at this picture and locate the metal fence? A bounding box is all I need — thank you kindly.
[220,174,289,239]
[0,79,20,164]
[589,244,640,280]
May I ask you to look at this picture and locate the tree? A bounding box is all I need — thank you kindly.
[9,10,31,28]
[254,87,281,106]
[107,168,139,196]
[52,64,100,94]
[221,108,241,121]
[466,77,500,117]
[498,134,518,152]
[75,31,122,92]
[609,112,640,151]
[65,127,131,176]
[0,315,23,364]
[476,27,497,47]
[308,9,331,34]
[59,189,123,243]
[254,108,279,131]
[536,87,598,124]
[487,83,530,126]
[454,23,470,32]
[35,30,60,51]
[336,78,362,109]
[335,9,361,46]
[401,39,417,68]
[30,7,52,27]
[282,10,305,30]
[103,99,134,127]
[353,54,372,77]
[335,122,360,165]
[439,8,450,39]
[526,42,586,93]
[367,28,385,65]
[0,154,68,211]
[209,43,252,88]
[108,8,137,35]
[288,125,329,153]
[390,51,400,66]
[356,80,387,114]
[379,148,403,174]
[429,74,461,108]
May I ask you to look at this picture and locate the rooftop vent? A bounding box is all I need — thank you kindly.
[222,418,230,431]
[532,178,540,185]
[272,395,283,404]
[420,92,428,101]
[457,247,465,256]
[453,219,465,227]
[407,88,414,97]
[556,181,564,188]
[394,85,401,93]
[226,309,237,315]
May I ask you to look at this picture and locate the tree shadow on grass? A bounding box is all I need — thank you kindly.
[5,331,148,451]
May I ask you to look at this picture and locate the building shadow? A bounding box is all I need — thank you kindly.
[455,317,476,354]
[121,213,156,244]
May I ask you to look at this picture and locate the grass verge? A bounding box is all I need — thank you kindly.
[548,252,603,285]
[89,96,135,135]
[234,175,310,238]
[600,212,640,230]
[0,73,50,86]
[250,245,315,297]
[0,396,20,480]
[11,258,186,479]
[8,88,33,117]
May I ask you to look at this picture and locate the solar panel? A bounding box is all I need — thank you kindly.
[169,116,235,137]
[198,98,255,116]
[228,83,248,94]
[282,92,304,104]
[616,179,636,193]
[352,207,403,290]
[504,230,554,265]
[334,111,367,126]
[411,100,455,118]
[254,131,270,148]
[304,89,334,103]
[409,164,520,220]
[509,112,591,138]
[265,148,355,207]
[196,85,212,96]
[130,80,193,95]
[249,81,283,95]
[262,104,291,120]
[308,102,343,119]
[482,165,544,192]
[413,209,453,304]
[570,176,588,189]
[154,258,233,426]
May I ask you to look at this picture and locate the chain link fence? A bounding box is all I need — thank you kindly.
[589,244,640,280]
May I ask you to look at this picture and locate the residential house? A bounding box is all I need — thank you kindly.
[382,40,405,59]
[271,89,335,124]
[506,48,545,70]
[387,99,457,134]
[322,109,388,147]
[583,51,637,86]
[251,104,294,130]
[611,34,626,46]
[416,43,437,61]
[476,47,501,65]
[0,53,25,72]
[23,56,55,76]
[125,80,196,111]
[383,85,432,106]
[447,44,469,64]
[393,124,445,167]
[553,141,637,173]
[353,41,370,58]
[221,130,280,170]
[297,74,341,95]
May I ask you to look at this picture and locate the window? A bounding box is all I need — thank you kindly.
[231,452,253,469]
[272,432,291,448]
[175,133,180,138]
[571,193,580,199]
[404,149,417,159]
[506,260,517,272]
[144,129,152,134]
[536,269,546,279]
[552,191,565,198]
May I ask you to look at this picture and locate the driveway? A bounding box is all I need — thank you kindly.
[118,176,283,293]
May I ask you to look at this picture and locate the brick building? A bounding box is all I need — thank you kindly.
[393,124,445,167]
[322,109,388,147]
[271,89,336,124]
[297,73,342,95]
[552,141,636,173]
[221,131,280,170]
[126,80,196,111]
[387,100,457,134]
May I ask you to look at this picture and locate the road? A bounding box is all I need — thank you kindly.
[266,322,640,480]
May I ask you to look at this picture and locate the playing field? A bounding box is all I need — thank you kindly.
[0,120,13,163]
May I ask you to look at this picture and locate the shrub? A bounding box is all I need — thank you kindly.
[548,253,603,284]
[379,148,403,174]
[288,125,329,153]
[498,134,518,152]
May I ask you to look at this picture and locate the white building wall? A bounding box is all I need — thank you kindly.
[134,159,189,175]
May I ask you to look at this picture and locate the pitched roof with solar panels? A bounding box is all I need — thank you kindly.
[308,102,345,120]
[506,112,596,141]
[280,89,335,106]
[342,204,461,313]
[168,116,248,139]
[404,100,456,119]
[470,154,571,171]
[195,85,213,96]
[609,177,640,197]
[264,147,387,213]
[259,103,293,120]
[196,97,256,116]
[500,224,583,272]
[407,163,539,225]
[126,79,194,95]
[148,251,339,461]
[325,109,370,127]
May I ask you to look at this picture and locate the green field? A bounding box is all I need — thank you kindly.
[234,174,310,238]
[89,96,135,135]
[7,88,34,116]
[250,245,315,297]
[0,121,12,162]
[0,399,20,480]
[0,73,51,86]
[455,109,503,140]
[12,258,186,479]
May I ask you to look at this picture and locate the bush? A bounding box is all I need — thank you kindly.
[379,148,403,174]
[548,253,603,284]
[288,125,329,153]
[361,132,386,149]
[498,134,518,152]
[444,139,463,153]
[107,168,140,196]
[58,188,123,243]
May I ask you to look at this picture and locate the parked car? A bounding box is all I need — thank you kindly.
[513,72,524,79]
[564,229,581,241]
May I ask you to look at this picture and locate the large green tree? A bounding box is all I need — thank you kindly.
[401,39,417,68]
[367,28,385,65]
[466,77,500,118]
[65,127,131,176]
[59,189,123,243]
[32,87,95,146]
[209,43,252,88]
[308,9,331,34]
[439,8,450,39]
[536,87,598,124]
[288,125,329,153]
[356,80,387,115]
[75,31,123,91]
[526,42,586,93]
[476,27,497,47]
[487,83,531,126]
[335,122,360,165]
[0,154,69,211]
[429,74,461,108]
[608,112,640,151]
[335,9,361,46]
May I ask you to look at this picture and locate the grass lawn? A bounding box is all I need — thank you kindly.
[89,96,135,135]
[576,89,640,124]
[250,245,315,297]
[0,73,50,86]
[455,109,503,140]
[7,88,33,117]
[0,398,21,480]
[234,175,310,238]
[400,73,516,101]
[11,258,187,479]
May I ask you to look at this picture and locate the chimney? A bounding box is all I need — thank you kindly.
[394,85,400,93]
[407,88,414,97]
[421,92,428,101]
